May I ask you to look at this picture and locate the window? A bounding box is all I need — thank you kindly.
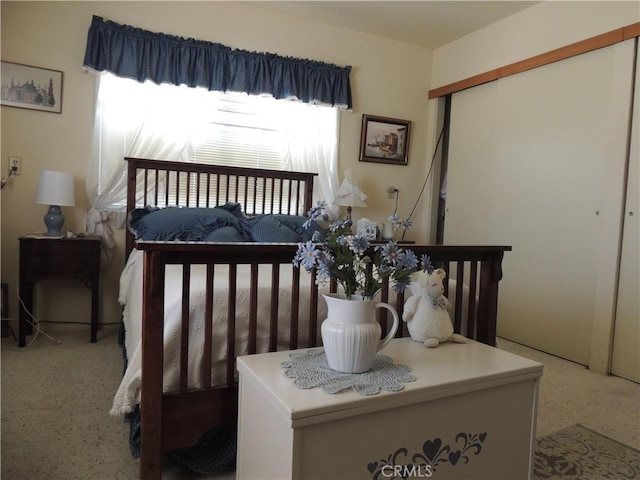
[194,93,286,170]
[89,73,338,211]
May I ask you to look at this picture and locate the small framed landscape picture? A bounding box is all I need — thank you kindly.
[1,61,63,113]
[359,114,411,165]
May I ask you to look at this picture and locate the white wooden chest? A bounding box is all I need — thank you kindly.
[237,338,543,479]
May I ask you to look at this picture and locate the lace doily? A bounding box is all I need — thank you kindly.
[281,348,416,396]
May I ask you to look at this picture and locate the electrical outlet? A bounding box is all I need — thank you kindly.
[9,156,22,175]
[386,186,398,199]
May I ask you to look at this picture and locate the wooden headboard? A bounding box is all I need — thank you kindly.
[125,157,317,256]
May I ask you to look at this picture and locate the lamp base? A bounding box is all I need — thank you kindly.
[43,205,65,237]
[345,206,353,231]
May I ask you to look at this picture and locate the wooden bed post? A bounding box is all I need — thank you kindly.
[125,159,137,258]
[140,250,166,480]
[476,250,505,347]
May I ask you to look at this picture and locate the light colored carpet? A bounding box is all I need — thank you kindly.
[498,338,640,449]
[2,324,638,479]
[534,423,640,479]
[0,323,232,480]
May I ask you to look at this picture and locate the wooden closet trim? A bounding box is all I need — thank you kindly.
[428,22,640,99]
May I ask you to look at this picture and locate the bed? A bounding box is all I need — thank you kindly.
[116,157,511,480]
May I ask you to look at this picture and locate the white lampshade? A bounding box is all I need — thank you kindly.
[334,169,367,208]
[35,170,75,237]
[35,170,75,207]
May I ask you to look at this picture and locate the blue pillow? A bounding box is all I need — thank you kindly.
[203,226,248,243]
[249,215,321,243]
[128,206,242,241]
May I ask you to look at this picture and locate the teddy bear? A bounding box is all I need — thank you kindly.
[403,268,467,348]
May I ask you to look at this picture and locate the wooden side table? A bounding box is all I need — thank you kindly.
[237,338,543,479]
[18,235,101,347]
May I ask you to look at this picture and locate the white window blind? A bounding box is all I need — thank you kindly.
[194,94,285,170]
[89,73,338,212]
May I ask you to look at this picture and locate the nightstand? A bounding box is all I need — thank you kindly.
[18,235,101,347]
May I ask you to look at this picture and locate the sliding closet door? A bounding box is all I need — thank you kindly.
[611,47,639,383]
[444,41,636,365]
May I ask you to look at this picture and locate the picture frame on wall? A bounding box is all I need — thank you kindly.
[1,61,63,114]
[359,114,411,165]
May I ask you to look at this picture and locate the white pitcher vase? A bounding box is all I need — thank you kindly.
[321,293,399,373]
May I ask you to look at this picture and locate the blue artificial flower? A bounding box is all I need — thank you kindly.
[304,201,327,229]
[420,254,434,274]
[294,201,424,299]
[397,249,419,270]
[393,276,411,293]
[399,218,413,230]
[315,256,332,285]
[307,201,327,220]
[387,214,412,231]
[329,219,351,232]
[381,242,400,266]
[377,263,391,275]
[348,235,369,254]
[294,241,320,271]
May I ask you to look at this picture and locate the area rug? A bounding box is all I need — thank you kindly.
[534,423,640,479]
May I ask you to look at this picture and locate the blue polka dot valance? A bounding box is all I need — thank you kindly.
[82,15,353,110]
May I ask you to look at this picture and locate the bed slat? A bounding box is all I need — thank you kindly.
[248,264,259,354]
[180,264,190,392]
[454,261,465,333]
[202,264,214,389]
[226,264,237,388]
[308,270,319,347]
[290,265,301,350]
[269,264,280,352]
[467,261,479,339]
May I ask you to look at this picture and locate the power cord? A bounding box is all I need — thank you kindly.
[406,125,445,222]
[16,294,62,346]
[401,125,445,240]
[0,165,18,190]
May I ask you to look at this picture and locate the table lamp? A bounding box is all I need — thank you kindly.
[334,168,367,228]
[35,170,75,237]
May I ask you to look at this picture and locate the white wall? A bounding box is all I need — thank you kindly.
[1,2,433,330]
[431,1,639,89]
[426,2,639,173]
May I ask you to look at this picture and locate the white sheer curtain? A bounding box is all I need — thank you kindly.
[85,72,339,266]
[280,101,340,219]
[85,73,215,265]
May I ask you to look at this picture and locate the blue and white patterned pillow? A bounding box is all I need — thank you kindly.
[203,226,249,243]
[248,214,321,243]
[128,205,244,241]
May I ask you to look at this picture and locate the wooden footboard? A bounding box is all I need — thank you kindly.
[135,241,510,479]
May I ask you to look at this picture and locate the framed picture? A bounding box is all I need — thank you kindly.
[359,114,411,165]
[1,61,63,113]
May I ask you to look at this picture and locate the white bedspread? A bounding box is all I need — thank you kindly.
[111,249,323,416]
